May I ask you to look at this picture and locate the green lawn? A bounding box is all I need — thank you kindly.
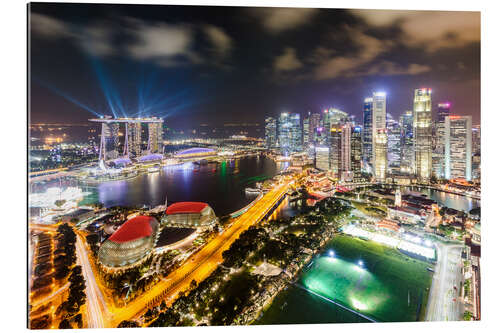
[300,235,432,322]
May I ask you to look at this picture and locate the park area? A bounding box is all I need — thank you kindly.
[300,235,432,322]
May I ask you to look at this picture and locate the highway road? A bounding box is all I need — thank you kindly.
[426,242,464,321]
[107,180,292,327]
[75,234,109,328]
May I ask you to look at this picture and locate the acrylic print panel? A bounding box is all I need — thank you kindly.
[28,2,480,329]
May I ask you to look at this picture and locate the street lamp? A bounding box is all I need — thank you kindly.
[358,260,364,267]
[328,250,335,257]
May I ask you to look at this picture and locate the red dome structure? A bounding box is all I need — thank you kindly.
[98,215,159,268]
[165,202,208,215]
[109,216,154,243]
[162,202,217,229]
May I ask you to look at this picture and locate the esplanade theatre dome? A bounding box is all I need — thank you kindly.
[98,215,159,268]
[162,202,217,229]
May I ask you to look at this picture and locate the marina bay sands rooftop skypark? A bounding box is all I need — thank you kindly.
[89,116,164,124]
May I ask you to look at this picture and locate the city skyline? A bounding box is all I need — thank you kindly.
[27,3,482,330]
[30,4,480,126]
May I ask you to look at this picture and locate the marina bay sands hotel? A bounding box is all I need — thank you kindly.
[89,116,164,164]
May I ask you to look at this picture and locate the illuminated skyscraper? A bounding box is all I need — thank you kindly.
[329,124,342,179]
[374,129,388,181]
[372,92,387,137]
[362,97,373,168]
[472,125,481,155]
[278,112,302,154]
[290,113,302,153]
[128,122,142,158]
[445,115,472,181]
[370,92,387,177]
[147,121,163,154]
[315,147,330,171]
[340,124,362,182]
[103,122,119,160]
[265,117,277,149]
[433,102,451,178]
[413,88,432,180]
[340,124,351,177]
[400,110,414,174]
[310,113,321,144]
[303,114,310,149]
[386,114,401,173]
[350,125,363,181]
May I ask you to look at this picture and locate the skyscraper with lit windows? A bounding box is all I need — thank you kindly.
[386,114,401,173]
[445,115,472,181]
[147,122,163,154]
[362,97,373,167]
[265,116,277,149]
[413,88,432,180]
[351,125,363,181]
[278,112,302,154]
[128,122,142,158]
[303,114,310,149]
[329,124,342,179]
[374,128,388,181]
[310,113,321,144]
[433,102,451,178]
[400,110,414,174]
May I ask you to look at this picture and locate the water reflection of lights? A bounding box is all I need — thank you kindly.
[98,180,128,205]
[267,195,289,221]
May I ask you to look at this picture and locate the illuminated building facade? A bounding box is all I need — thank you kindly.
[329,124,342,179]
[162,202,217,229]
[400,110,414,174]
[363,97,373,166]
[265,116,277,149]
[98,216,159,268]
[128,122,142,158]
[350,125,363,181]
[315,147,330,171]
[434,102,451,178]
[472,125,481,155]
[445,115,472,181]
[278,112,302,154]
[148,122,163,154]
[90,117,164,163]
[387,115,401,173]
[102,122,119,160]
[340,124,362,182]
[413,88,433,180]
[340,124,351,176]
[309,113,321,144]
[303,114,310,148]
[374,129,388,181]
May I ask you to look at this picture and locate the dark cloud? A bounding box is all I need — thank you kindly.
[29,4,480,126]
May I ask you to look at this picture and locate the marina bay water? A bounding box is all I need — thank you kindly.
[80,156,287,216]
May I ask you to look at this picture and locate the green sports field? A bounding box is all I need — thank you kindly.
[300,235,433,322]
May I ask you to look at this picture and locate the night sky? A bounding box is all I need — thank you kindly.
[29,3,480,128]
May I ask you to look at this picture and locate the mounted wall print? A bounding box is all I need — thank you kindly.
[28,2,481,329]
